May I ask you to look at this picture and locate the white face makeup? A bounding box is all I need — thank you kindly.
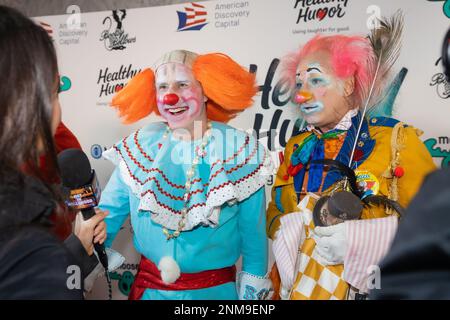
[294,51,353,132]
[295,63,331,114]
[156,63,206,134]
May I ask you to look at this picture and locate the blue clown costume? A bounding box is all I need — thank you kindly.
[99,121,274,300]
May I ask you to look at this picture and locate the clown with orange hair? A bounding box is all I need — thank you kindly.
[98,50,274,300]
[267,14,436,300]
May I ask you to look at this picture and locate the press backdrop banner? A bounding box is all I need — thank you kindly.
[35,0,450,299]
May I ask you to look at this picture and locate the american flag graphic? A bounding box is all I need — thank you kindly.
[176,2,208,31]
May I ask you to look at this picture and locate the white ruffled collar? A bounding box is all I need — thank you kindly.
[103,121,274,231]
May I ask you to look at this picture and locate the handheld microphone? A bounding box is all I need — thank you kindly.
[57,148,109,271]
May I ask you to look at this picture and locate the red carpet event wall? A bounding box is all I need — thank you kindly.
[34,0,450,299]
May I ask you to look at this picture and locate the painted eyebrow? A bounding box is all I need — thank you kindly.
[307,67,322,73]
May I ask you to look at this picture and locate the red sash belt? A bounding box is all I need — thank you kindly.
[128,256,236,300]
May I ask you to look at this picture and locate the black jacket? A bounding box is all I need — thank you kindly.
[0,173,98,299]
[370,168,450,299]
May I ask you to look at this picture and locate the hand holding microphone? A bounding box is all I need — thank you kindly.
[57,148,109,271]
[74,208,109,256]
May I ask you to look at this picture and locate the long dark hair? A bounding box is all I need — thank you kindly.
[0,6,60,191]
[0,6,60,208]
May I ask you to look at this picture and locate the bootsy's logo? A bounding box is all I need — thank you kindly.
[100,10,136,51]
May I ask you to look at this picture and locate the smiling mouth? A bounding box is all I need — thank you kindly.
[166,106,189,115]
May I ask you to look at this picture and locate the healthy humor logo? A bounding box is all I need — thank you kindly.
[100,10,136,50]
[177,2,208,31]
[430,57,450,99]
[97,64,141,98]
[427,0,450,18]
[294,0,349,24]
[250,59,305,151]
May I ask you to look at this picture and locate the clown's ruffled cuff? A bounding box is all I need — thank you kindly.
[236,271,273,300]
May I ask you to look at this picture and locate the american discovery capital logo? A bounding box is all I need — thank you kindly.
[38,17,88,46]
[427,0,450,18]
[100,10,136,50]
[176,2,208,31]
[214,1,251,29]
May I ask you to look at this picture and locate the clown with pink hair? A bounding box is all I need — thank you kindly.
[266,13,436,300]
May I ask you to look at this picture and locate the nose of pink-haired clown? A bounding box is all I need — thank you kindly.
[294,90,314,104]
[163,93,179,106]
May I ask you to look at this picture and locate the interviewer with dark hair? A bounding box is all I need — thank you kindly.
[0,5,107,299]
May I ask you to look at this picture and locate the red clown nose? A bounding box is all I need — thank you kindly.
[163,93,179,106]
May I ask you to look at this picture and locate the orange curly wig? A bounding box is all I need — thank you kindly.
[111,52,257,124]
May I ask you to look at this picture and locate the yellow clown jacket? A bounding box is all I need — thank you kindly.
[267,115,436,300]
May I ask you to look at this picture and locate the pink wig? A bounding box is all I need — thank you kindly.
[282,34,378,109]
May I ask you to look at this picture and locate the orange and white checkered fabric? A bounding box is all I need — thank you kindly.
[290,196,350,300]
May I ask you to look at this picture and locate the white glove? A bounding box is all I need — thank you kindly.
[236,271,273,300]
[312,223,348,266]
